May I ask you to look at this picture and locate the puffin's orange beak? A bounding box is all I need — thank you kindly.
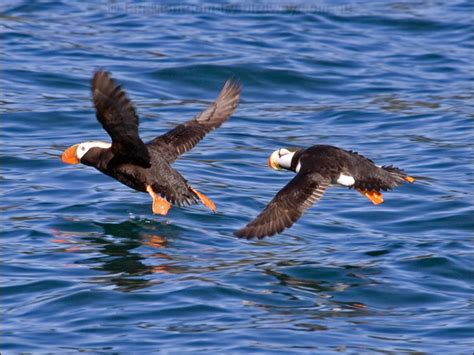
[267,156,272,168]
[61,144,80,164]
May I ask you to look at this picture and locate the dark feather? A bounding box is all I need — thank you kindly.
[234,172,330,239]
[148,79,241,163]
[92,71,150,167]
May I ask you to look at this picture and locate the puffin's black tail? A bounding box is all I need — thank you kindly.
[382,165,415,184]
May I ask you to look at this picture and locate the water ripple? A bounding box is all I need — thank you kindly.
[2,0,473,353]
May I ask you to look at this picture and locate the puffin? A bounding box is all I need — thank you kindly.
[61,71,241,215]
[234,145,415,239]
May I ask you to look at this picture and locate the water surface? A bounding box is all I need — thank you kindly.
[2,1,473,353]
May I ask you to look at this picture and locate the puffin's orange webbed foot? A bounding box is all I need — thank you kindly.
[191,188,217,212]
[146,185,172,215]
[357,189,384,205]
[404,176,415,183]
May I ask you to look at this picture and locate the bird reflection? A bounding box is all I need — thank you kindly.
[50,219,187,291]
[262,266,369,315]
[142,234,167,249]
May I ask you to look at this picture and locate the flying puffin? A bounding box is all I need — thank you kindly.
[61,71,241,215]
[234,145,415,239]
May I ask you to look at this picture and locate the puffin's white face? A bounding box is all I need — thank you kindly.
[268,148,296,171]
[61,141,111,164]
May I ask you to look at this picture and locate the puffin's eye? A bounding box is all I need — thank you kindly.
[81,147,85,151]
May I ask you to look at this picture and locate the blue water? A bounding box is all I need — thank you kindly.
[2,1,473,353]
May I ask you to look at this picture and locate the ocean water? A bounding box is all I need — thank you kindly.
[2,1,473,353]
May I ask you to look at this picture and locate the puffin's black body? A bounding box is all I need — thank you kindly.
[62,71,241,213]
[235,144,414,239]
[295,145,409,191]
[81,144,200,206]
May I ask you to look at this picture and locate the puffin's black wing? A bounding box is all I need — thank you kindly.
[148,79,241,163]
[234,172,330,239]
[92,71,150,167]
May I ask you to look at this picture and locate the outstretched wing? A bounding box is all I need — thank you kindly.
[148,79,241,163]
[92,71,150,167]
[234,173,330,239]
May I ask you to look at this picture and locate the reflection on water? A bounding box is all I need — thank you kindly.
[371,95,441,112]
[51,219,186,291]
[52,219,376,321]
[261,265,369,313]
[51,217,373,312]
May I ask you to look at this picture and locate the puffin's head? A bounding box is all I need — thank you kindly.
[267,147,301,171]
[61,141,111,164]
